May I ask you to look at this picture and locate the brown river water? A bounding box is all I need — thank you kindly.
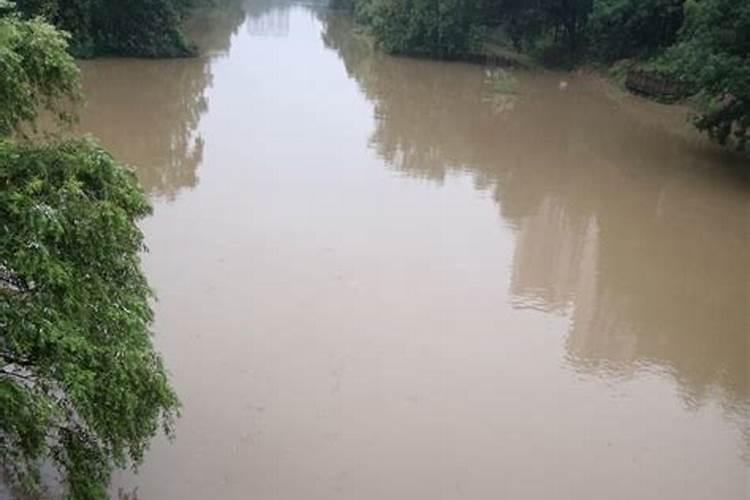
[41,1,750,499]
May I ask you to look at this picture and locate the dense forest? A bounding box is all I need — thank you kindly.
[335,0,749,154]
[12,0,205,56]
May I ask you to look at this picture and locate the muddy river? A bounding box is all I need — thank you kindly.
[71,1,750,498]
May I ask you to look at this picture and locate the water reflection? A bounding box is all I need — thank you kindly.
[244,0,334,37]
[245,0,291,37]
[116,487,140,500]
[75,3,250,201]
[321,13,750,420]
[186,0,251,56]
[78,59,208,201]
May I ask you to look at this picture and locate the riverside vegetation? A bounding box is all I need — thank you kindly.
[13,0,209,57]
[334,0,749,154]
[0,1,184,498]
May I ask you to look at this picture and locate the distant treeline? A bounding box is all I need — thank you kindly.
[335,0,749,154]
[12,0,212,57]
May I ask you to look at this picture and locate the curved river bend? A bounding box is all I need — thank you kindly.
[74,2,750,499]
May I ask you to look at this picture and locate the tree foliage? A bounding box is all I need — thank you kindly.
[14,0,203,57]
[1,9,179,500]
[657,0,750,152]
[588,0,684,61]
[0,139,179,499]
[340,0,750,153]
[0,13,79,135]
[362,0,484,58]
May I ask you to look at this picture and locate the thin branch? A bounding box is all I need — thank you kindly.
[0,368,36,384]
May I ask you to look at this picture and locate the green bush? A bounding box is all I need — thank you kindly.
[0,13,79,135]
[14,0,199,57]
[658,0,750,152]
[1,12,180,499]
[587,0,684,61]
[0,138,179,499]
[351,0,484,59]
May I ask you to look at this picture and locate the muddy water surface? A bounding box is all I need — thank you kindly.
[73,3,750,499]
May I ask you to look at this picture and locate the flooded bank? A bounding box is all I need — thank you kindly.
[71,2,750,499]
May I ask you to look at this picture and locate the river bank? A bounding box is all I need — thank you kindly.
[335,0,749,157]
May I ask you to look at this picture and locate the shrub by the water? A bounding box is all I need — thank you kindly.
[340,0,750,154]
[13,0,203,57]
[1,8,179,499]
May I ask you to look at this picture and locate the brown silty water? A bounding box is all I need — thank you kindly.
[64,2,750,499]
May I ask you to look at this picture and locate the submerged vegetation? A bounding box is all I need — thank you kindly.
[335,0,749,154]
[0,5,179,499]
